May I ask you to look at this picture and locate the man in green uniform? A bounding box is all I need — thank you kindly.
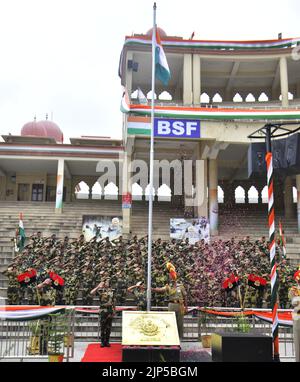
[127,281,147,311]
[90,279,115,347]
[4,266,21,305]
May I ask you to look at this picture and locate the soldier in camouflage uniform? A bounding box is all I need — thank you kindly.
[90,279,115,347]
[4,266,22,305]
[127,281,147,310]
[36,278,56,306]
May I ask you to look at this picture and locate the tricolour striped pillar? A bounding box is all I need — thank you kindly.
[266,152,280,361]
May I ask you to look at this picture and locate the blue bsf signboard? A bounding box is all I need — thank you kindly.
[154,118,200,138]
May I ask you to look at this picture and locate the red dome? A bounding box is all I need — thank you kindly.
[146,27,167,37]
[21,120,63,143]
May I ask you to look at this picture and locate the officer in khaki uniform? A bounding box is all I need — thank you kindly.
[90,278,115,347]
[153,278,187,339]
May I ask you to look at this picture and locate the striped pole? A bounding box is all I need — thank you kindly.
[265,150,280,361]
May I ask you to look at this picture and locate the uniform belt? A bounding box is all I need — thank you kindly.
[169,300,183,304]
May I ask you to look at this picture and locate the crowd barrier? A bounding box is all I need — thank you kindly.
[0,306,296,361]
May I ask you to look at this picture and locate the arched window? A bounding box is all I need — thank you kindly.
[293,186,297,203]
[279,92,294,101]
[158,91,172,101]
[91,182,102,200]
[157,184,171,202]
[145,184,155,201]
[233,93,243,102]
[245,93,255,102]
[200,92,210,103]
[132,182,143,201]
[235,186,245,204]
[75,181,89,200]
[258,92,269,102]
[212,93,223,103]
[261,186,268,204]
[104,182,118,200]
[248,186,259,203]
[131,89,138,99]
[147,90,157,100]
[218,186,224,203]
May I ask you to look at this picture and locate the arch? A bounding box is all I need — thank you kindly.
[200,92,210,103]
[147,90,157,100]
[288,92,294,100]
[258,92,269,102]
[245,93,256,102]
[212,93,223,103]
[158,91,172,101]
[235,186,245,204]
[131,89,138,99]
[145,184,155,201]
[248,186,259,203]
[218,186,224,203]
[132,182,143,201]
[74,181,89,200]
[91,181,102,200]
[157,183,172,202]
[293,186,297,203]
[104,182,118,200]
[233,93,243,102]
[279,92,294,101]
[261,185,268,204]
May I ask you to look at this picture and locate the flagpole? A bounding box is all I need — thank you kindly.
[146,2,156,312]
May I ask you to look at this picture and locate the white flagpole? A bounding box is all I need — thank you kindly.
[146,2,156,312]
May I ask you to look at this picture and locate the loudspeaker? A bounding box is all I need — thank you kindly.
[272,138,287,170]
[248,143,266,178]
[248,139,288,178]
[122,346,180,362]
[285,133,300,174]
[211,332,273,362]
[127,59,139,72]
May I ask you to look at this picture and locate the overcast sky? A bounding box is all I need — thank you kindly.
[0,0,299,142]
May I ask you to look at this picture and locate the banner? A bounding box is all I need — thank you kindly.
[82,215,123,241]
[170,217,210,244]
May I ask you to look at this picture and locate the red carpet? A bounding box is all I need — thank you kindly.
[81,343,122,362]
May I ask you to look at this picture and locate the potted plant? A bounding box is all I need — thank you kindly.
[47,313,67,362]
[198,309,211,348]
[28,320,41,355]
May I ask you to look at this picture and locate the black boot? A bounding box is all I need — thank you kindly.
[100,342,105,348]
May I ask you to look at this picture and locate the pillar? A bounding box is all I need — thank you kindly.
[192,54,201,105]
[297,175,300,233]
[280,57,289,107]
[55,159,64,213]
[183,54,193,105]
[209,159,218,235]
[194,142,208,218]
[122,145,133,237]
[284,176,294,219]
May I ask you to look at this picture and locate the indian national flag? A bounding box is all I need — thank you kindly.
[154,28,170,86]
[16,213,26,252]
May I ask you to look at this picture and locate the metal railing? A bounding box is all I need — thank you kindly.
[0,309,74,361]
[0,306,295,361]
[195,307,295,360]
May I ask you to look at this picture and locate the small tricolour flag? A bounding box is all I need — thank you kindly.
[154,28,171,86]
[16,213,26,252]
